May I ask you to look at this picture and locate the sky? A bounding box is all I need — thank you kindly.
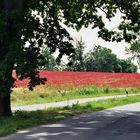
[67,27,129,59]
[63,11,130,60]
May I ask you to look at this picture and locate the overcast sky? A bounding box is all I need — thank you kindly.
[63,11,130,60]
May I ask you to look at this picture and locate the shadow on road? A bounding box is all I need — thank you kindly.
[3,109,140,140]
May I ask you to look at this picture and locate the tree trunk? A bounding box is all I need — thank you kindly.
[0,0,24,117]
[0,93,12,116]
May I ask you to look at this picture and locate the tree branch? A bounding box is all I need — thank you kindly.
[98,7,111,21]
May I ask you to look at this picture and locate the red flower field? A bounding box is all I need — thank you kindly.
[14,70,140,88]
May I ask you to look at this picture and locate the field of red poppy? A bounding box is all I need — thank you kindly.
[14,70,140,88]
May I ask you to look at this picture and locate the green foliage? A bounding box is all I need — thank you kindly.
[116,59,137,73]
[66,38,86,71]
[0,109,76,137]
[85,46,118,72]
[127,41,140,67]
[0,0,75,96]
[104,87,110,93]
[57,0,140,42]
[38,47,58,70]
[0,0,139,115]
[67,45,137,73]
[11,86,140,106]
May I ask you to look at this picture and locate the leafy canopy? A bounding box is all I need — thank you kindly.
[67,41,137,73]
[126,41,140,66]
[38,47,58,70]
[0,0,139,91]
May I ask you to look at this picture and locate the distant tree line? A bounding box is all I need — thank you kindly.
[126,41,140,66]
[38,47,58,70]
[39,40,138,73]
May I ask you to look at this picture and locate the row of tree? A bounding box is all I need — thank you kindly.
[39,40,138,73]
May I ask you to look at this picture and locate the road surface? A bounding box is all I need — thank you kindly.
[1,102,140,140]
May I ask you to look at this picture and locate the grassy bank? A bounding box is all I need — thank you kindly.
[1,95,140,137]
[11,86,140,106]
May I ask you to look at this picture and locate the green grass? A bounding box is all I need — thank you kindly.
[0,110,78,137]
[1,95,140,137]
[11,86,140,106]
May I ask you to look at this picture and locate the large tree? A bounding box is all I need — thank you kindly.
[126,41,140,67]
[67,44,137,73]
[116,59,137,73]
[85,46,118,72]
[0,0,74,116]
[0,0,139,116]
[67,38,86,71]
[38,47,58,70]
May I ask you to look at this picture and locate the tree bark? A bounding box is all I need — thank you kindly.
[0,0,24,117]
[0,94,12,116]
[3,0,24,11]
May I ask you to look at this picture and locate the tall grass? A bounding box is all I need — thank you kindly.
[11,85,140,106]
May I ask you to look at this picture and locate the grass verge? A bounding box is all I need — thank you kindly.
[11,86,140,106]
[1,95,140,137]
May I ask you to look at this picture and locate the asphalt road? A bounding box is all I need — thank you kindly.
[1,102,140,140]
